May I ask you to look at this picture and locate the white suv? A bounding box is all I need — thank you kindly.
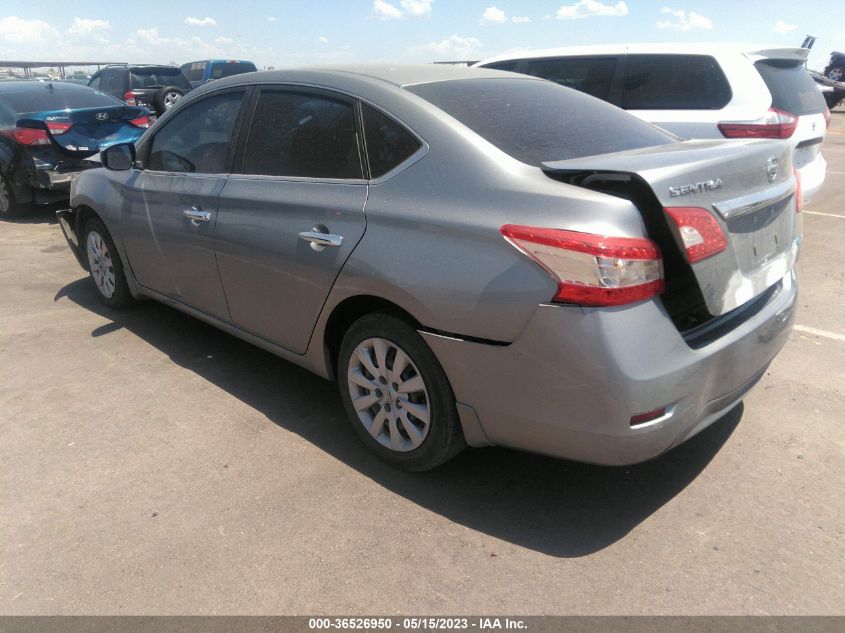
[475,44,829,200]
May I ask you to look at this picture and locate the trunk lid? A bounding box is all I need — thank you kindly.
[29,105,146,157]
[543,138,799,316]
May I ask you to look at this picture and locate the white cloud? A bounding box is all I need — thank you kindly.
[215,36,234,44]
[267,17,278,22]
[557,0,628,19]
[512,16,532,23]
[773,20,797,34]
[656,7,713,31]
[67,17,111,35]
[185,16,217,27]
[400,0,432,17]
[416,34,482,59]
[0,15,60,42]
[318,36,329,44]
[481,7,507,24]
[373,0,403,19]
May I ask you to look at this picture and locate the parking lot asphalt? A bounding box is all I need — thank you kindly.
[1,115,844,617]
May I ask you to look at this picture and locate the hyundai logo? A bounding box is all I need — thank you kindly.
[766,157,778,183]
[95,112,109,121]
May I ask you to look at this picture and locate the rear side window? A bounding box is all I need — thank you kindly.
[362,104,421,178]
[407,78,673,166]
[523,56,618,101]
[482,61,520,72]
[0,86,121,113]
[621,55,732,110]
[241,91,363,179]
[130,68,191,90]
[210,62,257,80]
[148,91,244,173]
[755,60,825,116]
[182,63,206,83]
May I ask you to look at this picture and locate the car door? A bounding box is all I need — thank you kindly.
[215,87,368,354]
[120,88,248,320]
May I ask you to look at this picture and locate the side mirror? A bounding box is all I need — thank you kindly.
[101,143,136,171]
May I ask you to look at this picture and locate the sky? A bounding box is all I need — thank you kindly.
[0,0,842,72]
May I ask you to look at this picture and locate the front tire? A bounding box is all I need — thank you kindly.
[83,217,133,308]
[338,313,465,471]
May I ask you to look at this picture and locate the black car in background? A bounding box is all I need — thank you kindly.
[0,81,149,217]
[824,51,845,82]
[89,65,192,116]
[180,59,257,88]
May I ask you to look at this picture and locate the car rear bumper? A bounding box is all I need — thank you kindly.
[798,150,826,202]
[422,269,798,465]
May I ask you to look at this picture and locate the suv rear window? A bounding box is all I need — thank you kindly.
[130,68,191,90]
[621,54,732,110]
[406,78,673,166]
[755,60,825,116]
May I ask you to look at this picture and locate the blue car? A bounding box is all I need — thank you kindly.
[0,81,150,217]
[180,59,257,88]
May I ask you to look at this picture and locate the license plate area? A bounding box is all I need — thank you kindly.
[726,197,792,272]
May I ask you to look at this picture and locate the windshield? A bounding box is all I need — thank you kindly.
[755,60,825,116]
[407,78,674,166]
[0,85,121,114]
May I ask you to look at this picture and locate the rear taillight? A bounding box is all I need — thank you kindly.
[500,225,664,307]
[46,121,71,135]
[823,103,831,129]
[123,90,137,107]
[1,127,50,146]
[718,107,798,139]
[664,207,728,264]
[129,115,151,129]
[794,168,803,213]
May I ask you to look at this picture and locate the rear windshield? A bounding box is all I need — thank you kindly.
[0,86,120,114]
[210,62,257,79]
[130,68,191,90]
[406,78,674,166]
[755,60,825,116]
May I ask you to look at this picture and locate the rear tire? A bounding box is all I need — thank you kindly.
[827,66,844,82]
[0,174,30,218]
[338,313,465,471]
[82,217,134,309]
[154,86,184,114]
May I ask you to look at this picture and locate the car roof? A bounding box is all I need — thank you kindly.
[0,80,95,94]
[204,63,534,92]
[475,43,811,66]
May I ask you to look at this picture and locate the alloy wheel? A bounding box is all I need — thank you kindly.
[346,337,431,452]
[86,230,116,299]
[163,92,181,109]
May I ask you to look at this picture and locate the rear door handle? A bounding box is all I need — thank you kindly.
[183,206,211,224]
[298,230,343,251]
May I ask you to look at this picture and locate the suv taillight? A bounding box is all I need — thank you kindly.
[500,225,664,306]
[664,207,728,264]
[123,90,137,107]
[718,107,798,139]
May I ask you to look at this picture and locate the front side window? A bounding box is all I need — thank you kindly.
[147,91,244,173]
[523,57,618,102]
[241,90,363,179]
[362,104,421,178]
[621,55,732,110]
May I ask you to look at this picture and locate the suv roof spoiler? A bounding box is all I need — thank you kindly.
[746,47,810,62]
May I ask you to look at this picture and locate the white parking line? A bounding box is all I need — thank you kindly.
[804,211,845,219]
[794,325,845,343]
[827,170,845,174]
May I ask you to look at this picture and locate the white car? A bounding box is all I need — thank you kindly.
[475,44,829,201]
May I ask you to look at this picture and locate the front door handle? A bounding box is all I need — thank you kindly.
[298,230,343,251]
[183,206,211,224]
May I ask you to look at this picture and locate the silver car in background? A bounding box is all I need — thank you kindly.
[57,66,800,471]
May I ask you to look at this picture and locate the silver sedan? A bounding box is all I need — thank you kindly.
[58,65,800,470]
